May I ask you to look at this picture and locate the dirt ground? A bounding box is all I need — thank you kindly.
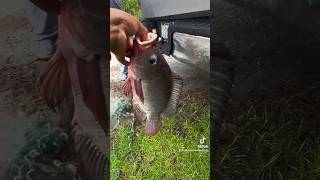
[0,6,123,178]
[0,3,61,178]
[110,54,128,129]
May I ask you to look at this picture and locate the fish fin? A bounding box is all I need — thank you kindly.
[145,113,161,137]
[132,103,145,132]
[134,79,144,104]
[123,78,132,96]
[162,73,183,117]
[132,103,147,122]
[76,58,108,131]
[40,51,70,110]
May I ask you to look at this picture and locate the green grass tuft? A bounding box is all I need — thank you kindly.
[215,105,320,179]
[121,0,142,20]
[111,95,210,179]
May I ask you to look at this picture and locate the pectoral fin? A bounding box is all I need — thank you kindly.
[40,51,70,110]
[123,78,132,96]
[162,73,183,117]
[133,103,147,122]
[134,79,144,104]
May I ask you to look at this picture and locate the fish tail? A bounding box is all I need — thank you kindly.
[145,114,161,137]
[39,51,70,110]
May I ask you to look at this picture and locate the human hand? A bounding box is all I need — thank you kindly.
[110,8,148,65]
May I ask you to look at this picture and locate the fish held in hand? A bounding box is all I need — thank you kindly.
[123,33,183,137]
[37,1,108,179]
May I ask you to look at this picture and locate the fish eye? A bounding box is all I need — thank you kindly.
[149,56,157,65]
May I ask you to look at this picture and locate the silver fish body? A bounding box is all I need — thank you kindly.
[125,33,183,136]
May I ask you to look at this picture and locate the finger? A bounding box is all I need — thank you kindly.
[136,24,149,41]
[125,38,134,57]
[116,55,130,66]
[125,50,133,57]
[127,37,134,50]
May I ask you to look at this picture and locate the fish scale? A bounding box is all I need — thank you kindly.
[125,33,183,136]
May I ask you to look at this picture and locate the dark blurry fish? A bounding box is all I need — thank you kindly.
[124,33,183,136]
[35,0,108,179]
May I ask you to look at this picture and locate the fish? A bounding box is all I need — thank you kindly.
[123,33,183,136]
[35,0,109,179]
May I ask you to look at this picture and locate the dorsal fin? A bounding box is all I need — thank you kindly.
[162,73,183,117]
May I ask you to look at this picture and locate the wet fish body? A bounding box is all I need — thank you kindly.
[124,33,183,136]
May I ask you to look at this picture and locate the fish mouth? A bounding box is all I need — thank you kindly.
[137,33,158,48]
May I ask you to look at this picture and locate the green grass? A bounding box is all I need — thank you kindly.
[121,0,142,20]
[111,95,210,179]
[214,105,320,179]
[214,81,320,179]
